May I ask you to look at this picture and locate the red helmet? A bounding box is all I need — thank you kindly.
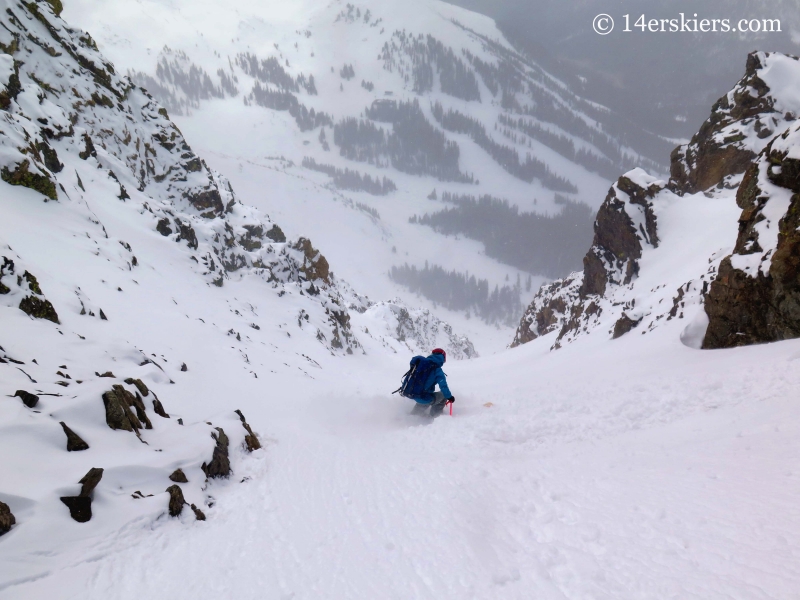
[431,348,446,362]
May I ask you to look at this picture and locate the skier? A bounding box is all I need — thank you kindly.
[407,348,455,418]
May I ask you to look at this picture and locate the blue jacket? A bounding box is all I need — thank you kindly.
[410,353,451,404]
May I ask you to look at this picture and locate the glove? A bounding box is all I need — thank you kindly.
[447,396,455,404]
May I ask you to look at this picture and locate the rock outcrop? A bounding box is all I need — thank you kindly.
[0,259,59,323]
[201,428,231,479]
[60,467,103,523]
[513,51,800,352]
[512,169,664,348]
[235,410,261,452]
[60,422,89,452]
[670,52,800,196]
[703,122,800,347]
[14,390,38,408]
[169,469,188,483]
[166,485,185,517]
[0,501,14,536]
[0,0,362,356]
[102,387,142,433]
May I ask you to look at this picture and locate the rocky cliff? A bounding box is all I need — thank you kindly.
[512,51,800,352]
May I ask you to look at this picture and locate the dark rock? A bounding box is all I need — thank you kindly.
[78,133,96,160]
[38,141,63,173]
[152,395,170,419]
[513,172,662,350]
[124,378,149,397]
[201,427,231,479]
[22,271,42,295]
[97,371,116,378]
[704,127,800,348]
[156,218,173,237]
[266,224,286,243]
[60,496,92,523]
[187,188,224,214]
[14,390,39,408]
[79,468,104,497]
[99,308,108,321]
[18,295,59,323]
[102,387,140,432]
[78,133,97,160]
[239,225,264,251]
[180,363,188,372]
[0,60,21,110]
[60,421,89,451]
[612,313,642,339]
[166,485,185,517]
[669,52,775,195]
[169,468,188,483]
[177,222,198,250]
[0,501,15,535]
[1,159,58,200]
[235,409,261,452]
[61,467,103,523]
[111,384,151,429]
[190,504,206,521]
[579,184,647,297]
[291,237,330,284]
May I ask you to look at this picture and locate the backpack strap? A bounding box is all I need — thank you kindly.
[392,365,415,395]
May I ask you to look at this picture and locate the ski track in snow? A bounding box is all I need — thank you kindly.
[6,331,800,600]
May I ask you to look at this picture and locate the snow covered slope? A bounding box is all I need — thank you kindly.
[0,0,477,586]
[3,4,800,599]
[513,51,800,353]
[60,0,672,347]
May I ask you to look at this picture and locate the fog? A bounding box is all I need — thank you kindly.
[447,0,800,141]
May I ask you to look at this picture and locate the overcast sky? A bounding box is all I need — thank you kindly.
[446,0,800,139]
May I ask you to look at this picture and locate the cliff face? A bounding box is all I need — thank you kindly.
[512,169,668,349]
[512,51,800,352]
[703,122,800,348]
[670,52,800,196]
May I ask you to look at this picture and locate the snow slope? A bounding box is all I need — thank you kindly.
[61,0,672,348]
[2,3,800,599]
[5,316,800,599]
[0,0,474,589]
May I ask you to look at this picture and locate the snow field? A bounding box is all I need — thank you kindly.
[6,323,800,599]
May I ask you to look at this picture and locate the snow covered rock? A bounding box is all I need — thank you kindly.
[704,121,800,347]
[512,169,667,348]
[671,52,800,195]
[0,257,60,323]
[513,51,800,352]
[510,275,581,346]
[354,299,478,359]
[0,0,362,356]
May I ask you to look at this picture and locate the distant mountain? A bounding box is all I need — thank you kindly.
[63,0,677,335]
[447,0,800,141]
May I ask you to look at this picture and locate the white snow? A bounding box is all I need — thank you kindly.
[1,2,800,599]
[4,322,800,599]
